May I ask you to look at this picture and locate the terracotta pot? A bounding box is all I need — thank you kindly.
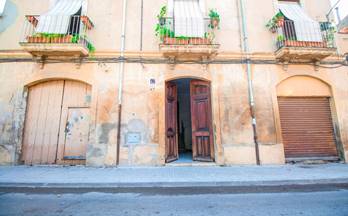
[27,36,50,43]
[211,18,219,28]
[306,41,325,48]
[81,16,93,30]
[163,37,176,45]
[51,35,73,43]
[285,40,309,47]
[175,38,189,45]
[277,18,284,27]
[189,38,212,45]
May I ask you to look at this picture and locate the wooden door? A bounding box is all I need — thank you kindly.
[165,82,179,162]
[190,80,214,162]
[22,80,91,165]
[22,81,65,165]
[278,97,338,159]
[63,108,90,161]
[56,80,91,164]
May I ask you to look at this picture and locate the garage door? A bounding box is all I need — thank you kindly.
[278,97,338,159]
[21,80,91,165]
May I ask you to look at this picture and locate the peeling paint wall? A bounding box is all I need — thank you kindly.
[0,0,347,166]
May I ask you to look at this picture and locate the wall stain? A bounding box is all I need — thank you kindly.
[98,123,116,144]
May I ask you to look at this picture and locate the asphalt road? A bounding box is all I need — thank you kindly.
[1,190,348,216]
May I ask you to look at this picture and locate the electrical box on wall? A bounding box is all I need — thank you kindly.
[126,132,141,145]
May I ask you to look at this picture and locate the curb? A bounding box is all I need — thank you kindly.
[1,179,348,194]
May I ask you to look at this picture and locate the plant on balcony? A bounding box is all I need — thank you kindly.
[155,5,175,44]
[266,12,285,32]
[209,9,220,29]
[157,5,167,25]
[175,36,190,45]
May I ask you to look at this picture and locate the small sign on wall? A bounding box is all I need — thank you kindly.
[150,78,156,91]
[126,132,141,145]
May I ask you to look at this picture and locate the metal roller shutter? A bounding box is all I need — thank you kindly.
[278,97,338,159]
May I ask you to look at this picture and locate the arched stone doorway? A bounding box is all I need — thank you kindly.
[21,80,92,165]
[276,75,340,161]
[165,78,214,163]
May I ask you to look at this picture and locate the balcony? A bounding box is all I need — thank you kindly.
[157,17,220,60]
[273,20,337,63]
[19,15,94,58]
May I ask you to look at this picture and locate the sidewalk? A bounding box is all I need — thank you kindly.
[1,163,348,189]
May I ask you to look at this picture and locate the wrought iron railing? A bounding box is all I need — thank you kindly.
[156,17,219,45]
[274,20,336,50]
[20,15,95,52]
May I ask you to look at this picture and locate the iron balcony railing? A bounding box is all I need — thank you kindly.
[157,17,219,45]
[20,15,94,52]
[275,20,336,50]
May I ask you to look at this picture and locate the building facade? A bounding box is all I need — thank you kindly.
[0,0,347,166]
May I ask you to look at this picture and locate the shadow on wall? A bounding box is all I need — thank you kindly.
[0,0,18,33]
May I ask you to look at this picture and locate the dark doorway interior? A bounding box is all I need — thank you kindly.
[172,78,193,162]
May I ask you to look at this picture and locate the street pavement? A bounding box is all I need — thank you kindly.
[1,163,348,188]
[1,190,348,216]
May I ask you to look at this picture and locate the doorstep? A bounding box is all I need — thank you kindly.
[165,161,218,167]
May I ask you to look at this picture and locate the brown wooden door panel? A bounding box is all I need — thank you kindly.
[190,80,214,162]
[22,80,91,165]
[63,107,90,160]
[21,81,65,165]
[165,82,178,162]
[278,97,338,159]
[56,81,91,164]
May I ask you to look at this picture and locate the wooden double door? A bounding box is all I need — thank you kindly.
[21,80,91,165]
[165,80,214,163]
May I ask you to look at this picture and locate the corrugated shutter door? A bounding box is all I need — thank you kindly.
[278,97,338,159]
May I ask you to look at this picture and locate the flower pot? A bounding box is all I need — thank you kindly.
[26,36,50,43]
[81,16,93,30]
[277,17,284,27]
[189,38,212,45]
[163,37,176,45]
[51,35,73,43]
[211,18,220,28]
[176,38,189,45]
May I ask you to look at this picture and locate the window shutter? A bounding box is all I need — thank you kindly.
[199,0,206,15]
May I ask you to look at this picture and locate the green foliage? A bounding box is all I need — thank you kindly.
[34,33,65,39]
[320,22,336,47]
[86,41,96,53]
[266,12,284,31]
[155,24,175,38]
[276,34,285,42]
[157,6,167,19]
[176,36,189,40]
[209,9,220,20]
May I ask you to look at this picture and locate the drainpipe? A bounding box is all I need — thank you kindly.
[239,0,260,165]
[116,0,127,166]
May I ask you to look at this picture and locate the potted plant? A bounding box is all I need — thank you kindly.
[155,24,175,44]
[50,34,73,43]
[175,36,189,45]
[157,6,167,26]
[209,9,220,29]
[266,12,285,32]
[27,33,50,43]
[189,37,211,45]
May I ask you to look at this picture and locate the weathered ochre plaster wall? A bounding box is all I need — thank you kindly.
[0,0,347,166]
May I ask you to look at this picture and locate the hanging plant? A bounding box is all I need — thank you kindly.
[266,12,285,32]
[209,9,220,29]
[157,5,167,26]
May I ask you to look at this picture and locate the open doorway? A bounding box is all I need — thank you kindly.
[165,78,214,163]
[174,79,193,162]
